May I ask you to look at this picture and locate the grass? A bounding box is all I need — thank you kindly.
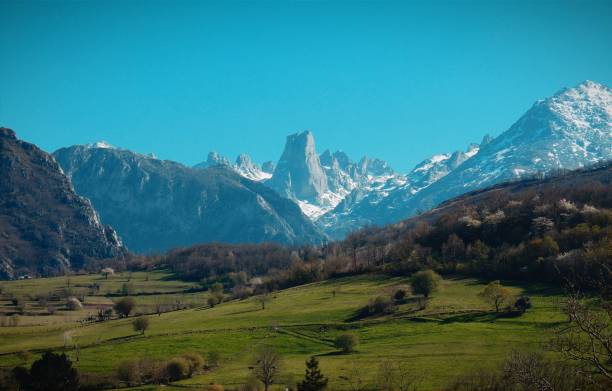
[0,273,566,390]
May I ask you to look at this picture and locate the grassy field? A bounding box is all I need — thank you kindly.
[0,272,566,390]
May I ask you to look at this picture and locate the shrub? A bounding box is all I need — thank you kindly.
[181,353,204,375]
[410,270,441,298]
[514,296,532,314]
[114,297,136,318]
[117,359,141,386]
[393,289,407,303]
[371,296,395,314]
[334,333,358,353]
[166,357,190,381]
[132,317,150,335]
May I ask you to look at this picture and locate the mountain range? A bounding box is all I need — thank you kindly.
[1,80,610,275]
[52,144,324,253]
[197,81,610,239]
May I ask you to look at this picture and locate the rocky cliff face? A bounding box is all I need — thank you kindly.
[0,128,125,278]
[53,144,324,253]
[268,131,329,202]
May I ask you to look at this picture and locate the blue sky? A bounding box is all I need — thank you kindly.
[1,0,611,171]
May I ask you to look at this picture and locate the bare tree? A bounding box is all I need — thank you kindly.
[552,293,612,383]
[250,346,281,391]
[503,351,554,391]
[257,293,271,310]
[340,361,366,391]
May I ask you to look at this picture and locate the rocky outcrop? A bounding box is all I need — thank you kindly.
[268,131,329,202]
[0,128,125,278]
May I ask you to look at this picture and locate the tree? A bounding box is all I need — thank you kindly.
[250,346,281,391]
[479,280,512,312]
[257,293,271,310]
[132,316,150,335]
[65,297,82,311]
[410,270,441,298]
[340,361,366,391]
[100,267,114,279]
[166,357,190,381]
[181,353,204,376]
[114,297,136,318]
[334,333,359,353]
[442,234,465,263]
[297,356,328,391]
[552,294,612,383]
[15,352,80,391]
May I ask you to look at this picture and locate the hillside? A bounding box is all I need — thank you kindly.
[0,128,125,278]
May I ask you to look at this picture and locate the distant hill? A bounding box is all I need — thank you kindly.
[53,144,325,253]
[0,128,125,278]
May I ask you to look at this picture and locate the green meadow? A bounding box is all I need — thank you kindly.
[0,272,566,390]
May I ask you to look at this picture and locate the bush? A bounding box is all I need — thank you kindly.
[410,270,441,298]
[132,317,150,335]
[393,289,407,303]
[166,357,190,381]
[371,296,395,314]
[181,353,204,376]
[117,360,141,386]
[514,296,532,313]
[334,333,358,353]
[114,297,136,318]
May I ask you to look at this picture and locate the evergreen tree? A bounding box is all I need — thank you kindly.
[297,356,328,391]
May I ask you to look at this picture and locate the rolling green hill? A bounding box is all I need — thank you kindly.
[0,271,565,390]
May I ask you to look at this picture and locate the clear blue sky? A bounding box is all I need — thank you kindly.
[1,0,611,171]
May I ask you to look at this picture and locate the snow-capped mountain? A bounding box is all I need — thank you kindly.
[317,141,482,238]
[194,152,272,181]
[319,80,611,238]
[267,131,404,219]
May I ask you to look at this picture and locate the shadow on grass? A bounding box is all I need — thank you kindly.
[315,350,355,357]
[440,311,506,324]
[224,307,261,316]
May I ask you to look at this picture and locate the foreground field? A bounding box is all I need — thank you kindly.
[0,272,565,390]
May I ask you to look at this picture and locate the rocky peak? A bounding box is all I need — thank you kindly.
[0,127,17,139]
[207,151,231,167]
[268,130,328,202]
[480,134,494,147]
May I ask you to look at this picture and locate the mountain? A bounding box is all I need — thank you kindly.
[194,152,272,181]
[0,128,125,278]
[320,80,612,236]
[267,131,404,219]
[53,144,324,253]
[317,142,479,238]
[268,131,329,203]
